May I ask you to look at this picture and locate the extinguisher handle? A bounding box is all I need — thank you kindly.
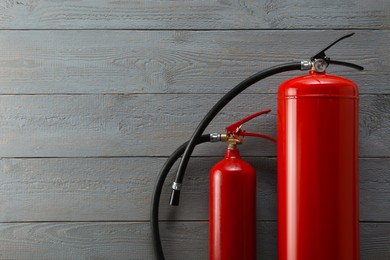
[328,60,364,71]
[225,109,276,143]
[238,131,276,143]
[225,109,271,134]
[311,33,356,60]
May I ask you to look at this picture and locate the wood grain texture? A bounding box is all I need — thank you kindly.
[0,0,387,259]
[0,30,388,94]
[0,0,388,30]
[0,94,388,157]
[0,222,387,260]
[0,157,388,222]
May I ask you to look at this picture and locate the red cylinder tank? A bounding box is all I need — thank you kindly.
[209,145,256,260]
[277,71,360,259]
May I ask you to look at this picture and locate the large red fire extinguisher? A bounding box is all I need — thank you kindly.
[277,70,360,259]
[209,110,276,260]
[151,33,363,260]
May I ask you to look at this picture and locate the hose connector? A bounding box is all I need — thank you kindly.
[210,133,229,142]
[301,60,312,71]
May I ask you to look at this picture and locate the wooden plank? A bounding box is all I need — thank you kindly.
[0,158,388,222]
[360,158,390,221]
[0,222,387,259]
[0,30,388,94]
[0,94,388,157]
[0,0,388,30]
[360,223,390,260]
[158,158,390,223]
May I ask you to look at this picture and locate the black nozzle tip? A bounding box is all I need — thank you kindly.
[169,190,181,206]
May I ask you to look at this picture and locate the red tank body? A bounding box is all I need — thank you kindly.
[277,71,360,259]
[209,147,256,260]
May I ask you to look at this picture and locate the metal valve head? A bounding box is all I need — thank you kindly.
[225,109,276,143]
[309,33,364,72]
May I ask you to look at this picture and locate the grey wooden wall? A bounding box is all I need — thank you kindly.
[0,1,389,259]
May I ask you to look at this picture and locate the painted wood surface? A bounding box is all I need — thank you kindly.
[0,0,388,259]
[0,0,388,30]
[0,222,387,260]
[0,94,388,157]
[0,157,388,222]
[0,30,388,94]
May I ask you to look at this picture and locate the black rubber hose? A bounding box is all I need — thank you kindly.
[170,62,302,206]
[151,134,212,260]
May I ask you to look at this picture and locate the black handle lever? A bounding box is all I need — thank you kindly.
[311,33,364,71]
[328,60,364,71]
[311,33,355,60]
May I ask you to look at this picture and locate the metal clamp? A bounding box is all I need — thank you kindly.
[301,60,312,71]
[210,133,221,142]
[172,182,182,191]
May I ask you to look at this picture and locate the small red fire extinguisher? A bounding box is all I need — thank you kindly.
[209,110,276,260]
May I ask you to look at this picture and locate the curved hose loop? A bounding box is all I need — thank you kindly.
[170,62,302,206]
[151,62,302,260]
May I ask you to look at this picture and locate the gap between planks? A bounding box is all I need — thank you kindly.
[0,28,385,32]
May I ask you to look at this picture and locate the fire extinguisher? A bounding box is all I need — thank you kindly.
[150,33,363,260]
[210,109,276,260]
[277,60,360,259]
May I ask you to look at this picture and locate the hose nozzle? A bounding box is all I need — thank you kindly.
[169,189,181,206]
[169,133,225,206]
